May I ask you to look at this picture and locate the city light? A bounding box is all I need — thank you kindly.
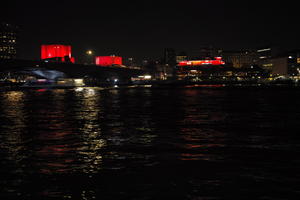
[75,87,84,92]
[144,75,152,79]
[257,48,271,52]
[74,79,85,86]
[86,50,93,55]
[178,57,225,66]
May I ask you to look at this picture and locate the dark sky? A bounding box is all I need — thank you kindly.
[1,0,299,61]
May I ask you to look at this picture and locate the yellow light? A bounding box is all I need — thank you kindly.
[74,79,85,86]
[74,79,84,84]
[86,50,93,55]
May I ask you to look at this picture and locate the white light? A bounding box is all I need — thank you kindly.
[257,48,271,52]
[114,79,118,82]
[75,87,84,92]
[144,75,151,79]
[86,88,95,96]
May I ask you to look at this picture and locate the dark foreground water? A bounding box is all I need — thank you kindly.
[1,86,300,200]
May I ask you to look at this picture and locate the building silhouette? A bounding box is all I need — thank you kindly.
[0,23,17,60]
[222,50,257,68]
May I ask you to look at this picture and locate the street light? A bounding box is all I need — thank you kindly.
[86,50,94,65]
[86,50,93,55]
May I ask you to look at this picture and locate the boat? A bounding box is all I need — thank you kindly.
[21,78,85,88]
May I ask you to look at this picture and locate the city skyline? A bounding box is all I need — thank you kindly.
[1,0,299,61]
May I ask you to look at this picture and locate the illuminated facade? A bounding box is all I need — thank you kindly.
[256,46,283,71]
[257,47,273,60]
[176,57,232,80]
[95,56,122,66]
[178,57,225,66]
[41,44,75,63]
[260,50,300,76]
[0,23,17,60]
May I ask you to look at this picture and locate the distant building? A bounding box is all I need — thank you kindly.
[176,57,229,80]
[126,57,134,67]
[163,48,177,78]
[41,44,75,63]
[95,56,122,66]
[256,46,283,68]
[222,50,257,68]
[176,52,188,63]
[0,23,17,60]
[257,46,273,60]
[260,50,300,76]
[287,50,300,76]
[178,57,225,67]
[164,48,176,66]
[197,46,222,60]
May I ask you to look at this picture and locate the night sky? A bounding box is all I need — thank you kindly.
[1,0,299,62]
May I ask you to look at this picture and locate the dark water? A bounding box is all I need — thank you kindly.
[1,87,300,199]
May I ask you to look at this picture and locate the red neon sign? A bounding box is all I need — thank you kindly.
[95,56,122,66]
[178,57,225,66]
[41,45,74,63]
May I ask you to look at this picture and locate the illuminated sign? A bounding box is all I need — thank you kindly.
[178,57,225,66]
[95,56,122,66]
[297,58,300,64]
[41,45,74,63]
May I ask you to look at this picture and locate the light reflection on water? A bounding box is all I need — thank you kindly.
[0,87,300,199]
[74,88,105,174]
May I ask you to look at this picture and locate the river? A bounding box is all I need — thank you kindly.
[1,86,300,199]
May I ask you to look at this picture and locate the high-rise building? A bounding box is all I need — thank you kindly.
[256,46,282,60]
[257,47,273,60]
[163,48,177,78]
[164,48,176,66]
[0,23,17,60]
[256,46,283,71]
[260,50,300,76]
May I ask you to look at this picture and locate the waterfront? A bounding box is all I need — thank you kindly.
[1,87,300,199]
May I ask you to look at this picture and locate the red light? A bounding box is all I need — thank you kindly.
[95,56,122,66]
[41,45,74,63]
[36,89,47,92]
[178,58,225,66]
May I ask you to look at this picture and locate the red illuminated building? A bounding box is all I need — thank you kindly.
[41,45,75,63]
[178,57,225,66]
[95,56,122,66]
